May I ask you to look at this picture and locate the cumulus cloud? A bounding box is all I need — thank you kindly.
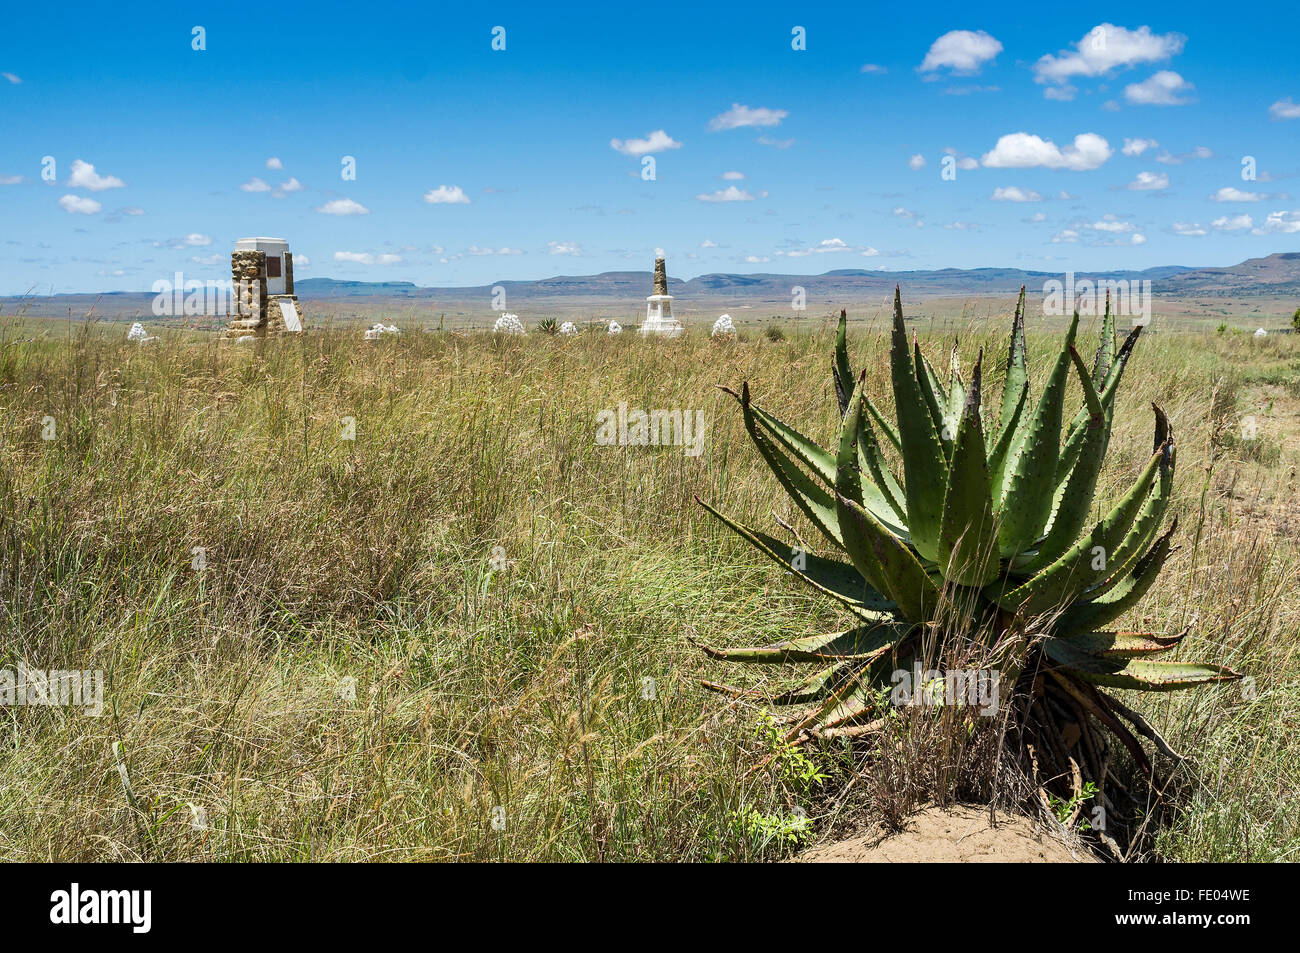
[721,170,745,180]
[68,159,124,191]
[58,194,101,214]
[696,186,754,203]
[1033,24,1185,84]
[1211,214,1253,231]
[275,177,303,195]
[1126,170,1169,190]
[423,185,470,204]
[609,129,682,156]
[1270,98,1300,120]
[240,177,272,192]
[265,157,284,170]
[1257,210,1300,233]
[1155,145,1212,165]
[467,245,523,256]
[334,251,401,265]
[1170,222,1208,236]
[316,198,370,215]
[919,30,1003,74]
[991,186,1042,202]
[981,132,1112,171]
[547,241,582,255]
[700,239,718,248]
[1122,137,1158,156]
[908,154,926,170]
[708,104,788,130]
[1124,70,1194,105]
[1211,187,1266,202]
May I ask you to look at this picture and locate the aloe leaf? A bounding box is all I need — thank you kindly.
[1053,629,1186,657]
[890,286,948,562]
[837,491,940,625]
[694,495,896,616]
[857,417,908,523]
[1047,640,1240,691]
[864,391,902,454]
[947,340,966,426]
[747,416,844,548]
[998,286,1029,435]
[772,661,857,705]
[1100,405,1175,577]
[993,444,1166,615]
[722,386,835,484]
[833,309,854,417]
[1091,290,1116,389]
[1014,345,1106,573]
[987,378,1027,498]
[698,621,902,664]
[997,310,1079,554]
[938,352,1000,587]
[1056,520,1177,633]
[1060,325,1142,480]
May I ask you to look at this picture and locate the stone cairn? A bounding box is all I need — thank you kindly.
[223,249,298,339]
[653,256,669,296]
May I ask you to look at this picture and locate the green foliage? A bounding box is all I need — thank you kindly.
[536,317,559,335]
[698,287,1241,743]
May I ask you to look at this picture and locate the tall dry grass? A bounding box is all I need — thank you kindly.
[0,312,1295,861]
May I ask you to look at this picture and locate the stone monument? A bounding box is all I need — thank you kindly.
[641,255,683,337]
[223,237,302,339]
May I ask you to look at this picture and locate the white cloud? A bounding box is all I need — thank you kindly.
[334,251,401,265]
[0,174,22,185]
[121,206,144,215]
[2,72,20,84]
[1126,170,1169,190]
[467,245,523,256]
[190,254,223,265]
[294,254,309,266]
[1211,187,1266,202]
[1170,222,1208,236]
[1270,98,1300,120]
[547,241,582,255]
[1090,219,1135,232]
[908,154,926,170]
[265,157,284,170]
[991,186,1042,202]
[696,186,754,203]
[1029,212,1047,222]
[700,239,718,248]
[893,206,917,218]
[860,64,886,74]
[708,103,788,131]
[276,177,303,194]
[68,159,124,191]
[745,255,771,263]
[1257,210,1300,234]
[609,129,682,156]
[1034,24,1185,84]
[1043,85,1077,101]
[1051,229,1080,243]
[1122,137,1158,156]
[316,198,370,215]
[1211,214,1253,231]
[58,194,101,214]
[1155,145,1212,165]
[981,132,1112,171]
[861,247,880,257]
[1125,71,1193,106]
[919,30,1002,74]
[721,170,745,180]
[240,177,271,192]
[182,233,212,246]
[423,184,470,204]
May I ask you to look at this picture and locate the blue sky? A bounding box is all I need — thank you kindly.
[2,0,1299,294]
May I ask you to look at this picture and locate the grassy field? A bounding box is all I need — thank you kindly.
[0,309,1296,862]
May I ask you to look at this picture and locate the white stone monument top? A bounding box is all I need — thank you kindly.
[641,255,684,337]
[235,237,291,295]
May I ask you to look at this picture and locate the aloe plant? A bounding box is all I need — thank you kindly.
[697,287,1239,828]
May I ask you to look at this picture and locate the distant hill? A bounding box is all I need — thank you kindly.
[5,254,1297,319]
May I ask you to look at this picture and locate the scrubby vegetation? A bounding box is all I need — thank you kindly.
[0,310,1295,861]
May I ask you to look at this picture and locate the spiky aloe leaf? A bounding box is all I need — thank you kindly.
[1014,346,1106,573]
[987,378,1027,502]
[1091,290,1116,389]
[837,492,940,625]
[890,286,948,562]
[997,286,1028,435]
[1055,520,1177,633]
[938,352,1000,587]
[746,419,844,548]
[1099,405,1174,578]
[772,661,857,705]
[856,416,908,523]
[698,620,902,663]
[835,374,895,598]
[694,496,896,617]
[997,311,1080,554]
[1054,629,1185,657]
[1046,640,1240,691]
[915,342,951,457]
[1059,325,1142,481]
[798,653,897,734]
[993,443,1167,615]
[833,309,854,417]
[946,341,966,428]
